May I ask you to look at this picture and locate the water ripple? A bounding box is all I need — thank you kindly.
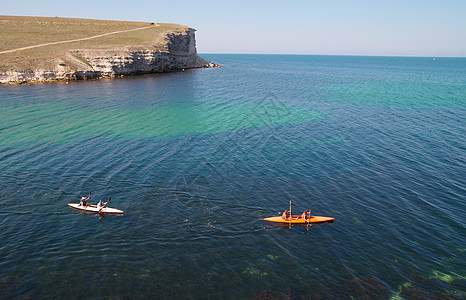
[1,55,465,299]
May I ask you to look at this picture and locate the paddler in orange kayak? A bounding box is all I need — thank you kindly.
[264,202,333,224]
[301,210,308,220]
[281,210,288,220]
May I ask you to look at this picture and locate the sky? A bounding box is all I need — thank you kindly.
[2,0,466,57]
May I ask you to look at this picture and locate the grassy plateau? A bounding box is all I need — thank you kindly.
[0,16,188,71]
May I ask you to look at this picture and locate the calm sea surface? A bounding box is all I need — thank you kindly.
[0,54,465,299]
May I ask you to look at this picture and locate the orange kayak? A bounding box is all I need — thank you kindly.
[263,215,334,224]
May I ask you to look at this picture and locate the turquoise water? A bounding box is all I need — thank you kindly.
[0,55,465,299]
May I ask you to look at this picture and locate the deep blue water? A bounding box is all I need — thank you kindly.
[0,54,465,299]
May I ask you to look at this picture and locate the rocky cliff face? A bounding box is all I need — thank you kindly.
[0,28,213,84]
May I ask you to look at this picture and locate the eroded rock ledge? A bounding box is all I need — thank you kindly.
[0,28,218,84]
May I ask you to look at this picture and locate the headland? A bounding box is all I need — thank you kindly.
[0,16,218,84]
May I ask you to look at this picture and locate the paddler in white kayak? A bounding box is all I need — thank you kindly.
[69,194,123,214]
[97,198,111,210]
[79,191,91,207]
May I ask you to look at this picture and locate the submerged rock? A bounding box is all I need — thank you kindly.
[400,287,454,300]
[304,288,348,300]
[252,289,295,300]
[410,274,444,291]
[242,266,269,277]
[400,274,459,300]
[345,276,389,300]
[266,254,280,261]
[431,270,459,284]
[0,277,32,299]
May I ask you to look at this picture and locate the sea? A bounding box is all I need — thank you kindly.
[0,54,465,299]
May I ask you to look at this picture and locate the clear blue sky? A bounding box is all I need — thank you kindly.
[2,0,466,57]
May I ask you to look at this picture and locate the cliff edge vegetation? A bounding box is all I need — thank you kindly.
[0,16,215,83]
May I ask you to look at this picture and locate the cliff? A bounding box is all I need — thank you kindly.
[0,17,217,84]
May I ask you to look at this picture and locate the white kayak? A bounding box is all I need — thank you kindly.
[68,203,123,214]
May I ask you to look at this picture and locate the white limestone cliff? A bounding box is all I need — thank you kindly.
[0,28,216,84]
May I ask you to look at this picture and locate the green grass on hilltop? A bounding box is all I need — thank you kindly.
[0,16,188,71]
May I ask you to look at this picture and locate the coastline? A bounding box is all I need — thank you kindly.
[0,60,220,85]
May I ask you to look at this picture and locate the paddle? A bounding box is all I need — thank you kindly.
[289,200,292,227]
[99,197,111,212]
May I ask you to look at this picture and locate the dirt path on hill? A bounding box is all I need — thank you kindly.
[0,25,156,55]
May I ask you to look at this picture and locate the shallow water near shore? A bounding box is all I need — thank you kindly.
[0,54,465,299]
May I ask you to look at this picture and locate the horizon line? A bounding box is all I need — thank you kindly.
[198,53,466,59]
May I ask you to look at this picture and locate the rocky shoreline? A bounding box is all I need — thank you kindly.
[0,28,219,84]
